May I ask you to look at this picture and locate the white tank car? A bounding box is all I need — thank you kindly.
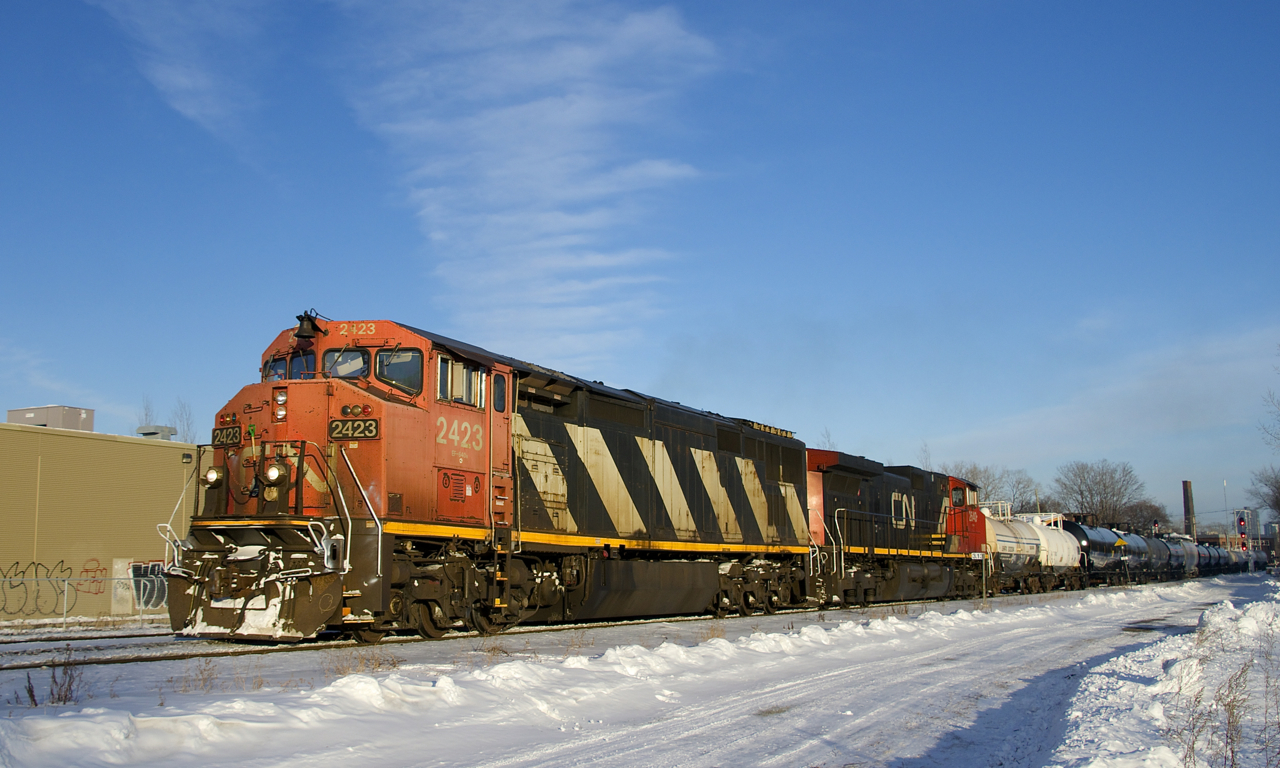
[1023,518,1080,572]
[983,511,1040,575]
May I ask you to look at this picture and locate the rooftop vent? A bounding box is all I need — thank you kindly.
[137,425,178,441]
[7,406,94,432]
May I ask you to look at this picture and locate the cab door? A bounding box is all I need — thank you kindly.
[488,367,514,527]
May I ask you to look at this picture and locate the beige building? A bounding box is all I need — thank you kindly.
[0,423,204,621]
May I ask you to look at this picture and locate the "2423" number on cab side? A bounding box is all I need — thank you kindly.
[436,417,482,450]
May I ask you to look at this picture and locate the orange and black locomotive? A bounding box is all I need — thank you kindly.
[162,312,1256,643]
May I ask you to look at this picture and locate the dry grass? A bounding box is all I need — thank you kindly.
[754,704,792,716]
[167,658,220,694]
[7,646,85,707]
[320,647,402,681]
[563,630,594,658]
[1163,607,1280,768]
[230,659,266,692]
[695,622,725,643]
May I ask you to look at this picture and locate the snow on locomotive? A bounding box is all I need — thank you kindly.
[159,313,1253,643]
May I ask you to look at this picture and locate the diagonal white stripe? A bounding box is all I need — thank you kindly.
[636,436,698,540]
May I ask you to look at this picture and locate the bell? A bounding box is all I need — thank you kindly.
[294,311,327,339]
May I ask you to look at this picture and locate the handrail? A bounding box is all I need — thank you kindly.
[303,440,352,574]
[832,508,846,577]
[340,447,383,577]
[156,523,187,570]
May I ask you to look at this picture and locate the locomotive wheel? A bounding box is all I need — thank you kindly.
[761,590,777,615]
[410,601,448,639]
[739,591,758,617]
[352,627,386,645]
[466,606,500,636]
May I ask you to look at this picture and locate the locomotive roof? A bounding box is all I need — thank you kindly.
[399,322,799,443]
[806,449,885,476]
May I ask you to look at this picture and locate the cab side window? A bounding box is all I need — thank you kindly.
[951,488,966,507]
[376,349,423,394]
[436,354,485,408]
[493,373,506,413]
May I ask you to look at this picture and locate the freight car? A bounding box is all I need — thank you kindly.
[158,313,1260,643]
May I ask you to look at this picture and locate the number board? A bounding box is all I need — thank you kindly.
[329,418,380,440]
[212,426,241,447]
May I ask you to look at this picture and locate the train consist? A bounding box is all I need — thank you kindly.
[160,314,1267,642]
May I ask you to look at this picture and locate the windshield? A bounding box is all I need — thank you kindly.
[263,357,287,382]
[264,352,315,382]
[290,352,315,380]
[323,349,369,378]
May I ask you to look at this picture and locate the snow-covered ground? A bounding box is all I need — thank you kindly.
[0,575,1274,768]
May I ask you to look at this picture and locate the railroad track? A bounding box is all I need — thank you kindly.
[0,628,171,646]
[0,587,1107,673]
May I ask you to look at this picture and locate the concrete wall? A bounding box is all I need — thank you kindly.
[0,423,203,620]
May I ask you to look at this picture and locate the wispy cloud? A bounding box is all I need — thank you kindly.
[0,339,135,424]
[90,1,718,371]
[88,0,275,139]
[337,0,717,368]
[929,326,1280,475]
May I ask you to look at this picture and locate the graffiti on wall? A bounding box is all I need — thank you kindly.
[0,561,77,616]
[75,558,108,595]
[130,561,167,609]
[0,558,169,617]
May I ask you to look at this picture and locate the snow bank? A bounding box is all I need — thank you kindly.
[1049,581,1280,768]
[0,577,1268,768]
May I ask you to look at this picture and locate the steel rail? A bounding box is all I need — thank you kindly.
[0,585,1121,673]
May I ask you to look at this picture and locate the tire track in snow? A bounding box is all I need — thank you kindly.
[463,590,1214,768]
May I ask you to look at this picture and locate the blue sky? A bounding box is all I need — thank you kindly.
[3,1,1277,522]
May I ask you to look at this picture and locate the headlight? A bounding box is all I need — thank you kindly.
[202,467,225,488]
[264,462,289,485]
[274,390,288,405]
[275,405,287,420]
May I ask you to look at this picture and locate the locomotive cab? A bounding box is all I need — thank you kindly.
[166,314,518,641]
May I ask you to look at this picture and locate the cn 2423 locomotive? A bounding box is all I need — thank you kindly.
[159,314,1263,642]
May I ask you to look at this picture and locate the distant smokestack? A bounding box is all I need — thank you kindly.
[1182,481,1197,538]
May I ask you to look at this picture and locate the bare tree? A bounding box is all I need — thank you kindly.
[1265,391,1280,452]
[815,427,838,451]
[917,441,933,472]
[1247,466,1280,525]
[1005,469,1042,515]
[1052,459,1148,527]
[1119,499,1173,533]
[171,399,196,444]
[1264,344,1280,451]
[939,461,1008,504]
[136,396,156,431]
